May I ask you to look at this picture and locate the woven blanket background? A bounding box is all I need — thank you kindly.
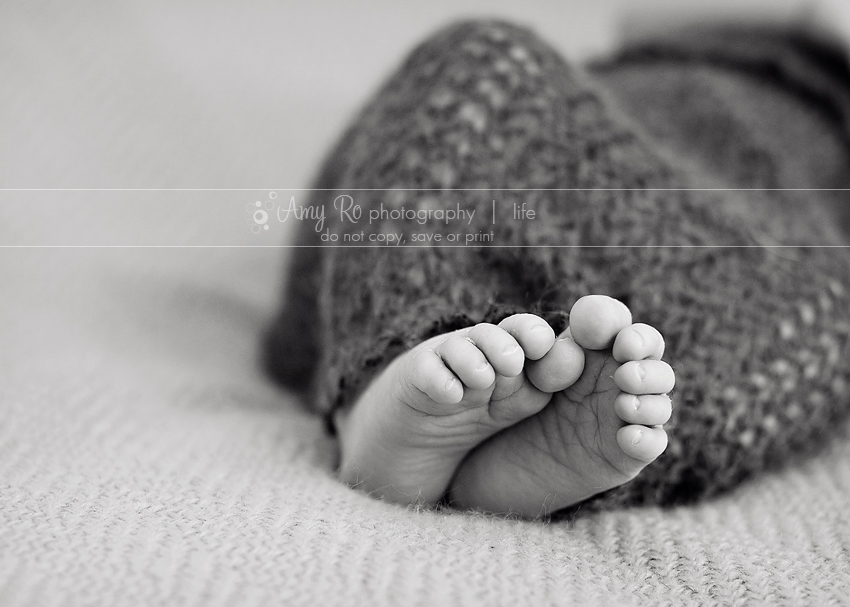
[2,2,850,606]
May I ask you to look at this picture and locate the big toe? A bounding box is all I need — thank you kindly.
[498,314,556,361]
[465,323,525,377]
[569,295,632,350]
[526,336,585,393]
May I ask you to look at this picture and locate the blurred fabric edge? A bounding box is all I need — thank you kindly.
[619,0,850,60]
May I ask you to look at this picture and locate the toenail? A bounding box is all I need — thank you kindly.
[476,361,490,371]
[633,396,641,411]
[503,344,520,355]
[632,327,645,346]
[631,429,643,445]
[636,363,646,381]
[530,324,547,332]
[445,377,457,392]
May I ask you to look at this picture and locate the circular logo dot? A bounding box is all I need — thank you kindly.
[253,209,269,225]
[255,201,262,208]
[264,225,270,230]
[245,203,256,213]
[269,191,277,199]
[251,224,261,233]
[264,200,275,210]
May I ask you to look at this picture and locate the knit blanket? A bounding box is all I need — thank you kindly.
[3,236,850,606]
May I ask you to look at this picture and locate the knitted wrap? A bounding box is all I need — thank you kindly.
[264,20,850,511]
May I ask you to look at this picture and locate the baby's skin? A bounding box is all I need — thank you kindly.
[335,295,675,518]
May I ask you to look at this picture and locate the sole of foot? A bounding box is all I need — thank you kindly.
[334,312,587,505]
[447,295,675,519]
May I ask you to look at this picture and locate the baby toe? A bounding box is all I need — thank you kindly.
[466,323,525,377]
[616,425,668,463]
[613,360,675,394]
[525,336,585,393]
[568,295,633,350]
[406,350,464,405]
[612,323,665,363]
[498,314,556,360]
[614,393,672,426]
[436,335,496,391]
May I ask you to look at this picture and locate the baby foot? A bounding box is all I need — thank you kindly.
[447,295,675,519]
[335,313,586,505]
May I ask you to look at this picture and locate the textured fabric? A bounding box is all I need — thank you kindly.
[265,21,850,509]
[3,248,850,606]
